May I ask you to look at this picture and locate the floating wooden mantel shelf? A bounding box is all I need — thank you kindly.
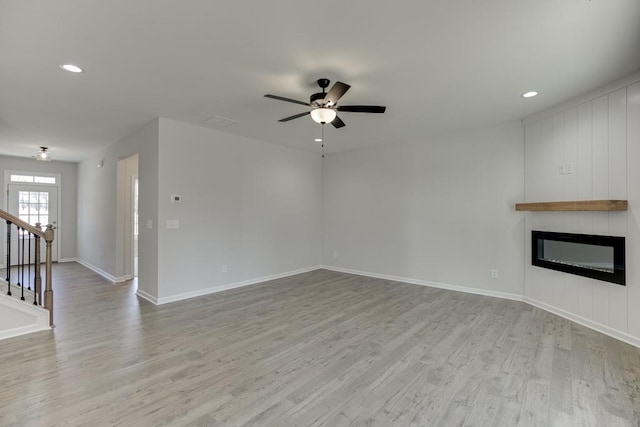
[515,200,628,212]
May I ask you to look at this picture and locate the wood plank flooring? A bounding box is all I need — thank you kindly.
[1,262,640,426]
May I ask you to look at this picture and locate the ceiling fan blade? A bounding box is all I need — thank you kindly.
[324,81,351,106]
[265,94,310,106]
[278,111,310,122]
[337,105,386,113]
[331,116,346,128]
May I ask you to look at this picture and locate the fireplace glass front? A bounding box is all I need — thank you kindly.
[532,231,625,286]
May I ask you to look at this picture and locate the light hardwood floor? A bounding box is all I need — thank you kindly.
[1,263,640,426]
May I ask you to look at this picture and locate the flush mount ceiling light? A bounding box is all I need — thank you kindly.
[521,91,538,98]
[59,64,84,73]
[36,146,51,161]
[310,108,337,125]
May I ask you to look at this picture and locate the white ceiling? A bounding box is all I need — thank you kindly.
[1,0,639,162]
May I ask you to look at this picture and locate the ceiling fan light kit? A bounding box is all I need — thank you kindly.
[264,78,386,129]
[310,108,337,124]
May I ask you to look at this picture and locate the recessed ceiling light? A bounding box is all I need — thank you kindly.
[315,138,322,142]
[59,64,84,73]
[521,91,538,98]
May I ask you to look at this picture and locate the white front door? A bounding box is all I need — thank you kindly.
[7,184,59,265]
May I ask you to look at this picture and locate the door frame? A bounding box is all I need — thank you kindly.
[132,175,139,278]
[4,170,61,266]
[116,154,138,281]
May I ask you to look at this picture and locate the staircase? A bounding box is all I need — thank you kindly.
[0,208,54,340]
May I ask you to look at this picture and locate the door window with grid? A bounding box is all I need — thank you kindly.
[18,190,50,233]
[7,183,59,263]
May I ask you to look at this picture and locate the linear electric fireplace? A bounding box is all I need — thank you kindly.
[532,231,625,286]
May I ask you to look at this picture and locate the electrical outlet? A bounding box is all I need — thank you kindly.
[491,269,498,278]
[333,251,338,258]
[559,164,566,175]
[222,264,227,273]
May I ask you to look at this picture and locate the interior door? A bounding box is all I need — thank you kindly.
[7,184,58,265]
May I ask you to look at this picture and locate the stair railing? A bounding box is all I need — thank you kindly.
[0,209,54,326]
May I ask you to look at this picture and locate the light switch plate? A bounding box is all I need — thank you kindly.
[166,219,180,229]
[566,162,574,174]
[171,194,182,203]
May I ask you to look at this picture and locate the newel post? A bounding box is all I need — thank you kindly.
[44,224,54,326]
[34,223,42,306]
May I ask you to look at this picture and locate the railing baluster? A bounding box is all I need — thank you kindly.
[28,232,32,291]
[20,227,25,301]
[17,226,21,288]
[6,220,11,296]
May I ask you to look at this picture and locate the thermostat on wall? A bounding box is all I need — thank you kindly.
[170,194,182,203]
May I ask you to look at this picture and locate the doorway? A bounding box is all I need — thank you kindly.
[116,154,139,281]
[4,171,60,267]
[133,177,139,277]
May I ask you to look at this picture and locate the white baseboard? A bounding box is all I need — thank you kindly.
[2,259,72,268]
[321,265,524,302]
[524,296,640,349]
[66,259,640,349]
[0,323,50,340]
[148,265,323,305]
[321,265,639,349]
[72,258,129,283]
[136,289,158,305]
[2,259,75,267]
[0,294,50,340]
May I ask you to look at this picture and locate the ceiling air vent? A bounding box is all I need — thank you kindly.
[203,114,238,128]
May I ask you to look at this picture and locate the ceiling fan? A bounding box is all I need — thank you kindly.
[264,78,386,128]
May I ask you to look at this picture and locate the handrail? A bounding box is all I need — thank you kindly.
[0,209,46,239]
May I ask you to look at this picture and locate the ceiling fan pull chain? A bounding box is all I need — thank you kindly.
[321,125,325,159]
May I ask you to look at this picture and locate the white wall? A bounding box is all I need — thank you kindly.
[523,76,640,346]
[76,119,158,299]
[0,155,77,262]
[155,118,322,301]
[322,122,525,297]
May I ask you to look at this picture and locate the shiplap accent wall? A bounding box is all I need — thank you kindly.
[523,79,640,344]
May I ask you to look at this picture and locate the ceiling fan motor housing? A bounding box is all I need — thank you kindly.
[311,78,332,106]
[310,92,328,107]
